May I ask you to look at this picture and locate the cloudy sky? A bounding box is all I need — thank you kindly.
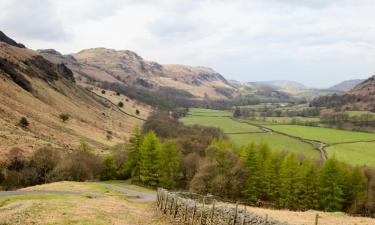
[1,0,375,87]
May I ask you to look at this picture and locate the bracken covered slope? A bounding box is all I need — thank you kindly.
[0,37,145,155]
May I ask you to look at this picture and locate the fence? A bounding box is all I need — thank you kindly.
[156,188,291,225]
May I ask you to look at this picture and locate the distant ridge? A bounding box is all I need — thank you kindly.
[328,79,364,92]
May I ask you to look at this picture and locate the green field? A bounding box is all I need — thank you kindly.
[266,125,375,144]
[326,142,375,166]
[346,110,375,117]
[246,117,320,125]
[181,115,262,133]
[181,108,319,158]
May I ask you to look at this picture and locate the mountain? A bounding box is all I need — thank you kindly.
[38,48,234,99]
[311,75,375,111]
[0,32,146,154]
[328,79,364,92]
[248,80,308,90]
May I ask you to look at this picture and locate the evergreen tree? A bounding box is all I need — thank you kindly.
[319,158,345,211]
[244,143,262,201]
[346,166,367,211]
[124,127,143,179]
[158,140,180,189]
[296,159,319,210]
[263,151,282,201]
[139,131,161,186]
[279,153,300,209]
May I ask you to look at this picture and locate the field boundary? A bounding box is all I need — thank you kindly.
[156,188,290,225]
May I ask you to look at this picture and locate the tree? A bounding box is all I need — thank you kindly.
[295,159,319,210]
[158,140,180,188]
[123,127,143,179]
[263,151,282,201]
[319,158,346,211]
[135,109,140,115]
[29,147,61,184]
[101,90,106,94]
[244,143,262,201]
[139,131,161,186]
[102,155,117,180]
[59,113,70,123]
[279,153,301,209]
[118,101,124,107]
[18,117,29,128]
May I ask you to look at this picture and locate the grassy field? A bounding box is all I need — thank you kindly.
[326,142,375,166]
[181,108,319,158]
[181,115,262,133]
[266,125,375,144]
[246,116,320,125]
[229,133,318,158]
[0,181,170,225]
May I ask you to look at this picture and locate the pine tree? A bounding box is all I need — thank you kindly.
[279,153,301,209]
[244,143,262,201]
[296,159,319,210]
[124,127,143,180]
[346,166,367,211]
[158,140,180,189]
[319,158,345,212]
[139,131,161,186]
[263,151,282,202]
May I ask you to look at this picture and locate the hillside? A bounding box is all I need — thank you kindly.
[328,79,364,91]
[38,48,234,99]
[311,75,375,111]
[248,80,308,90]
[0,33,147,154]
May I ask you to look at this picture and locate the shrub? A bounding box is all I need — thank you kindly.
[101,90,106,94]
[18,117,29,128]
[118,101,124,108]
[59,113,70,123]
[135,109,140,115]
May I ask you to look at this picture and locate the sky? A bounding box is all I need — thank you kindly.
[1,0,375,88]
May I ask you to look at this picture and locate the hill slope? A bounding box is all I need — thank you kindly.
[38,48,234,99]
[328,79,364,92]
[0,34,145,154]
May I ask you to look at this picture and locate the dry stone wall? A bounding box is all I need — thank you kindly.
[156,189,290,225]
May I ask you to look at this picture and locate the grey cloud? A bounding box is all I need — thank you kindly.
[0,0,67,41]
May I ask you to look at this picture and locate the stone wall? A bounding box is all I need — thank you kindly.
[156,189,290,225]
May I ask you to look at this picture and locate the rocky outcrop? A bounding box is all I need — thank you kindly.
[0,31,25,48]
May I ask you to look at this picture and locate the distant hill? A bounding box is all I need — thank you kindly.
[0,31,146,154]
[248,80,308,90]
[311,75,375,111]
[38,48,234,99]
[328,79,364,92]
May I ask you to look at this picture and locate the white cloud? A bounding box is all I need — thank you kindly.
[1,0,375,87]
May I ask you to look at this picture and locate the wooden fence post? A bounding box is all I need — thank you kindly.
[199,196,206,225]
[191,201,197,225]
[315,213,319,225]
[174,197,179,218]
[164,193,169,214]
[265,214,268,224]
[233,202,238,225]
[210,199,216,225]
[184,203,188,223]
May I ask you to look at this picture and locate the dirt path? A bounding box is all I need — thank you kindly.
[99,183,156,202]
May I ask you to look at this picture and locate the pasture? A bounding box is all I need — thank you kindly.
[181,108,319,158]
[326,142,375,167]
[266,125,375,144]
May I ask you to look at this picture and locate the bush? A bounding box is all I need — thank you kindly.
[101,90,106,94]
[59,113,70,123]
[18,117,29,128]
[135,109,140,115]
[118,101,124,108]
